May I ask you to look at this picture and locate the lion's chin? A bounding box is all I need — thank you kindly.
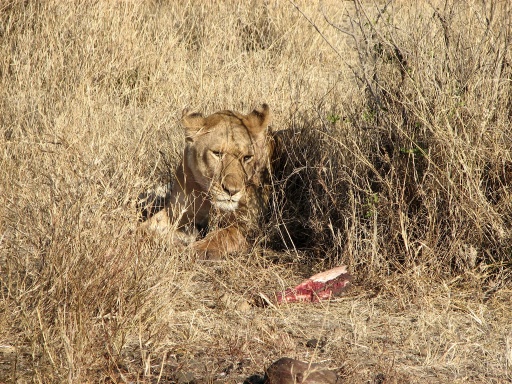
[212,199,239,212]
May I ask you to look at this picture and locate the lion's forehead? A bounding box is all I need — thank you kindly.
[203,123,254,154]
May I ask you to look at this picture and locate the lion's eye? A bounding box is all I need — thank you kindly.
[243,155,254,163]
[211,151,223,159]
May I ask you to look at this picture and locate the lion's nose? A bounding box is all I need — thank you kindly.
[222,184,241,197]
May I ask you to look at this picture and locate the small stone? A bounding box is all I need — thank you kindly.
[264,357,339,384]
[237,299,252,312]
[220,293,252,311]
[305,338,327,350]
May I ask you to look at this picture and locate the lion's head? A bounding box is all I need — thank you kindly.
[181,104,271,212]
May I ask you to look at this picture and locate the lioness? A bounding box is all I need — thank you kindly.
[142,104,273,259]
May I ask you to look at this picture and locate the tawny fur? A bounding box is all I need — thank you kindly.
[142,104,273,259]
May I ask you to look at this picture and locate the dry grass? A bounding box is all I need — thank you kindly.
[1,0,511,382]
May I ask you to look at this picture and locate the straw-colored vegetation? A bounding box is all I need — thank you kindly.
[1,0,511,382]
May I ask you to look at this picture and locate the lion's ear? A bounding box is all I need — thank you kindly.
[244,104,271,138]
[182,109,205,141]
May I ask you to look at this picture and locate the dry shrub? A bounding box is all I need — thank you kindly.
[268,0,512,287]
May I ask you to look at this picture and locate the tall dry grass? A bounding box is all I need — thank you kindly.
[0,0,511,382]
[270,1,512,284]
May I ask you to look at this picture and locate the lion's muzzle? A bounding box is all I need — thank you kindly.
[209,155,247,212]
[211,183,244,212]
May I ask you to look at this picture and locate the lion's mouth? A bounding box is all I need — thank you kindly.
[209,184,244,212]
[212,198,240,212]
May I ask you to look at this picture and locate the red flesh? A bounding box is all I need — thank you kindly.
[276,266,352,304]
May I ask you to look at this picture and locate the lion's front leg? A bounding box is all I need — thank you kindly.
[192,226,248,260]
[140,208,199,245]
